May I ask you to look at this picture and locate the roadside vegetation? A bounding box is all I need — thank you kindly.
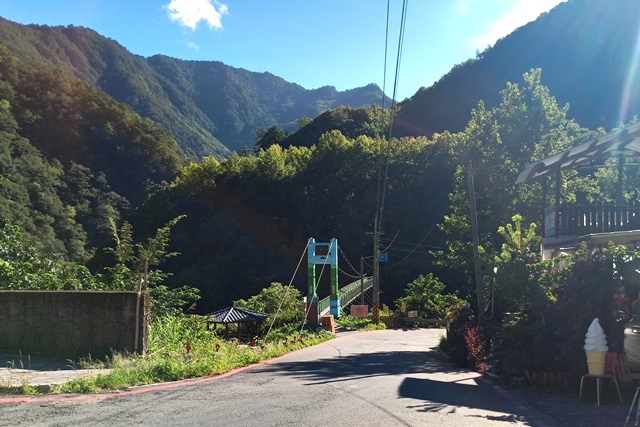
[57,314,333,394]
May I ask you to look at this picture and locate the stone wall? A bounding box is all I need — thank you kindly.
[0,291,149,359]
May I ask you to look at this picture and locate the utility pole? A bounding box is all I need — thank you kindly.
[360,256,365,305]
[372,216,380,323]
[467,160,485,322]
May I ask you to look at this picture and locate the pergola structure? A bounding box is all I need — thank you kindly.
[516,122,640,259]
[207,306,269,341]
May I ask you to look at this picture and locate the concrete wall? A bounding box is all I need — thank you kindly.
[0,291,149,359]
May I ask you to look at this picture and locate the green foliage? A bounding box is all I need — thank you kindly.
[281,104,388,149]
[0,221,100,290]
[336,315,386,331]
[496,244,625,378]
[0,39,187,264]
[150,285,200,318]
[439,301,475,366]
[235,282,304,329]
[492,214,550,316]
[152,126,451,310]
[49,315,334,393]
[99,215,200,318]
[395,273,463,320]
[255,125,289,151]
[436,69,584,303]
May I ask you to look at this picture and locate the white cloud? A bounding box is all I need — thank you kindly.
[165,0,228,31]
[187,41,200,51]
[472,0,566,50]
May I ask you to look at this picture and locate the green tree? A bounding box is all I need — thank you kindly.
[99,215,200,317]
[296,114,312,130]
[255,125,289,151]
[492,214,548,316]
[235,282,304,327]
[436,69,585,306]
[395,273,463,320]
[0,221,99,290]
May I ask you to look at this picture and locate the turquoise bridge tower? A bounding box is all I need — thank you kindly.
[307,238,339,325]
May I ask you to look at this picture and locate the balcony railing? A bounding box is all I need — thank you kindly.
[555,203,640,237]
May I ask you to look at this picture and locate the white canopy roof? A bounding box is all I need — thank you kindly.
[516,122,640,184]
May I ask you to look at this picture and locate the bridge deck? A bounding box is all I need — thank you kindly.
[319,277,373,316]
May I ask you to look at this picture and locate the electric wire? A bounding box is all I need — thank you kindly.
[380,224,437,271]
[380,229,400,253]
[265,239,310,338]
[379,0,408,229]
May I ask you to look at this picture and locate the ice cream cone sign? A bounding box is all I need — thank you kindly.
[584,318,608,375]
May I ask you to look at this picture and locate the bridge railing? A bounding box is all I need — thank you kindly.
[318,277,373,316]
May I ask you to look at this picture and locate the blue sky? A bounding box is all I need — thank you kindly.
[1,0,566,101]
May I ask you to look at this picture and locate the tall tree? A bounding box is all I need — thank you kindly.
[436,69,585,304]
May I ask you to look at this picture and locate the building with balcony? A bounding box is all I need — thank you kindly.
[516,122,640,260]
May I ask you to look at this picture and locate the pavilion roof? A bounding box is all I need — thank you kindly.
[207,306,269,323]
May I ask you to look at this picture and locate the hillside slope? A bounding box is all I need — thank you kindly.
[0,43,186,260]
[396,0,640,137]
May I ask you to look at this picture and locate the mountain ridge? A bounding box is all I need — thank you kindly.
[395,0,640,138]
[0,17,388,157]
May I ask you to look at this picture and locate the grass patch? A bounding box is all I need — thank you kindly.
[0,383,41,395]
[54,316,333,394]
[336,315,387,331]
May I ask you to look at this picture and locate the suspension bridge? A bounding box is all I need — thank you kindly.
[305,237,376,325]
[318,277,374,317]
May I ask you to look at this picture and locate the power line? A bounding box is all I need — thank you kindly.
[372,0,408,323]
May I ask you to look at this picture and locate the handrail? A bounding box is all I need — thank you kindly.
[318,277,373,315]
[555,202,640,237]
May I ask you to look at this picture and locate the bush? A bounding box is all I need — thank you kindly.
[395,273,463,319]
[493,244,626,381]
[440,301,474,366]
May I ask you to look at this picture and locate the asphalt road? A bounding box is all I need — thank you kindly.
[0,329,559,427]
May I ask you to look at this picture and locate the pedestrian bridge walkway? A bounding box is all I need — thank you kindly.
[318,277,373,316]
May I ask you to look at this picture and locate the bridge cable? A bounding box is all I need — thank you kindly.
[338,267,362,280]
[338,245,364,276]
[264,239,311,338]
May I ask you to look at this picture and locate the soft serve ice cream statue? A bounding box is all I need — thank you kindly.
[584,318,608,352]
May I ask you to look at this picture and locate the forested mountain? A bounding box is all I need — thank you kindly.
[3,0,639,314]
[0,42,187,262]
[0,17,387,157]
[395,0,640,137]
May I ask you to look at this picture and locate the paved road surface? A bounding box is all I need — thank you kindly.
[0,329,559,427]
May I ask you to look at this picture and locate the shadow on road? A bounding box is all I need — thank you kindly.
[256,349,466,385]
[256,345,553,425]
[399,376,530,422]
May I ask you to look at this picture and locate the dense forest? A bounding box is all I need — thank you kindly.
[1,0,640,316]
[0,43,185,262]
